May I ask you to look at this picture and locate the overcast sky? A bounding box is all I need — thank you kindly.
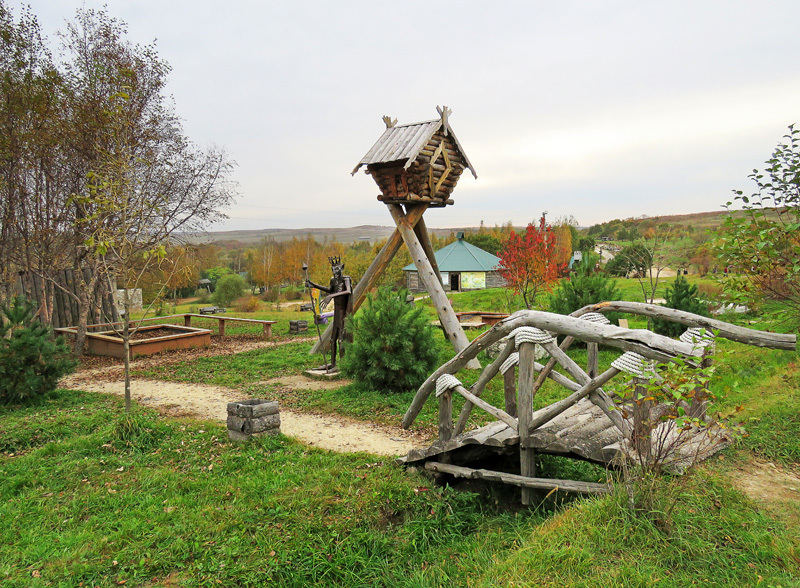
[30,0,800,231]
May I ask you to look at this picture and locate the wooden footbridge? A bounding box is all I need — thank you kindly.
[401,302,796,504]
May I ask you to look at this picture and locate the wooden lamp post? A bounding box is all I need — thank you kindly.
[311,106,480,368]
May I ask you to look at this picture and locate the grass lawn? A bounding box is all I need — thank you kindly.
[2,284,799,586]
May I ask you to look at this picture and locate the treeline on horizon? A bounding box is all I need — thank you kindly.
[152,219,579,304]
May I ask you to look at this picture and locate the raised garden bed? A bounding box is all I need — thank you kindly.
[86,324,212,359]
[455,311,510,326]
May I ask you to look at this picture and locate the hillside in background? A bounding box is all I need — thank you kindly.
[180,224,482,246]
[586,209,729,236]
[181,209,730,247]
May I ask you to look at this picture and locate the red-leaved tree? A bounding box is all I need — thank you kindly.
[498,215,565,309]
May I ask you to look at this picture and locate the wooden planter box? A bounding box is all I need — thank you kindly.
[86,324,212,359]
[455,312,510,327]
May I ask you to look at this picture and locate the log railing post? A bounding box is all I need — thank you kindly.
[680,328,716,422]
[632,377,652,464]
[688,351,712,421]
[587,342,599,379]
[184,314,192,327]
[439,390,454,444]
[518,339,537,505]
[504,368,517,417]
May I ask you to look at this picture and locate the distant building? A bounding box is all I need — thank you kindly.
[403,232,506,293]
[568,250,583,270]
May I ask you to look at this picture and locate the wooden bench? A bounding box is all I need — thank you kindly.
[183,314,277,337]
[198,306,226,315]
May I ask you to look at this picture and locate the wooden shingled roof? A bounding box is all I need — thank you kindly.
[352,108,477,178]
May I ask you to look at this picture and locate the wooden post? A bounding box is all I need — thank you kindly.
[184,314,192,327]
[310,204,428,355]
[218,318,226,337]
[687,351,712,420]
[587,342,599,379]
[504,368,517,417]
[632,377,652,464]
[263,323,272,338]
[387,203,480,369]
[518,341,537,505]
[439,390,454,444]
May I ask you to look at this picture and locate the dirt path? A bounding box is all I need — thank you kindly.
[60,338,427,457]
[728,458,800,526]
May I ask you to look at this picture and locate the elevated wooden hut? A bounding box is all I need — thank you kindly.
[312,107,481,368]
[351,106,476,208]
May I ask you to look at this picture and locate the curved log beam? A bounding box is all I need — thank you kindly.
[579,301,796,351]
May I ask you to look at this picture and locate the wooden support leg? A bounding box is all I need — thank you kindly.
[387,203,480,369]
[414,216,443,282]
[263,323,272,338]
[218,319,225,337]
[518,341,537,505]
[184,315,191,327]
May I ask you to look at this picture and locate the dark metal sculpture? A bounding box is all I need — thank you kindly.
[305,256,353,369]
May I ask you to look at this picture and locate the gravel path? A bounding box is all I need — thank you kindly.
[59,338,427,457]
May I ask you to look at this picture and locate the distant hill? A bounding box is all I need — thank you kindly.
[180,210,732,247]
[179,224,477,246]
[631,210,729,230]
[587,210,731,234]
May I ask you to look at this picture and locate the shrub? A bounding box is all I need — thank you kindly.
[605,243,652,277]
[651,274,710,337]
[238,296,261,313]
[340,286,439,394]
[193,288,210,302]
[284,288,303,301]
[715,125,800,327]
[696,282,721,301]
[0,296,76,405]
[212,274,246,307]
[262,288,279,302]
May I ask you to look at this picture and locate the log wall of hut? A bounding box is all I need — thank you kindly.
[16,270,119,329]
[371,132,466,207]
[405,270,506,293]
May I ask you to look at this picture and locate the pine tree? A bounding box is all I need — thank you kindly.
[340,287,440,394]
[652,275,709,337]
[0,296,76,404]
[548,254,622,325]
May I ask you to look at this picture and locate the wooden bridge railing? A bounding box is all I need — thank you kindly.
[405,303,796,503]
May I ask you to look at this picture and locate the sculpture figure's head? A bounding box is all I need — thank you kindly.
[328,256,344,277]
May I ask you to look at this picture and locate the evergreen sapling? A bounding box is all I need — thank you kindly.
[340,287,439,394]
[0,296,76,404]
